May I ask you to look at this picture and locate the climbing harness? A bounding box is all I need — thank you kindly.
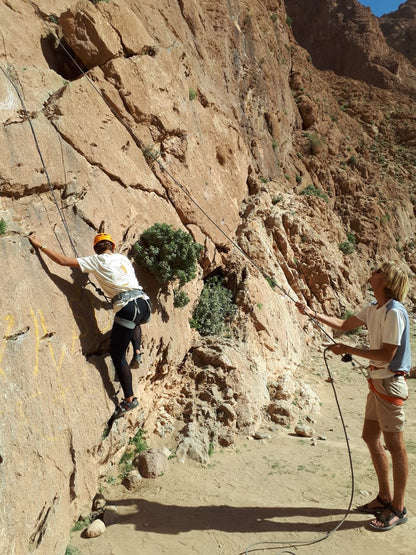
[113,291,151,329]
[111,288,148,306]
[367,377,406,406]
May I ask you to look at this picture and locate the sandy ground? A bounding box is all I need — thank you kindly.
[68,350,416,555]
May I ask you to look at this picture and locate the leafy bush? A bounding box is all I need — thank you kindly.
[173,288,190,308]
[339,232,356,255]
[129,428,148,453]
[118,429,149,480]
[0,218,6,235]
[306,132,324,154]
[339,240,355,255]
[265,276,277,289]
[300,184,329,203]
[346,231,356,244]
[190,276,237,336]
[134,223,202,286]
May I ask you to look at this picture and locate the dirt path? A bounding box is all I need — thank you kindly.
[69,351,416,555]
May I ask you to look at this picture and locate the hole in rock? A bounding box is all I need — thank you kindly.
[41,34,87,80]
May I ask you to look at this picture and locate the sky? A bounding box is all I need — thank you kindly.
[359,1,404,16]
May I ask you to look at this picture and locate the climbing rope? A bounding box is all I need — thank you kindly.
[0,63,110,301]
[0,63,79,257]
[244,346,355,554]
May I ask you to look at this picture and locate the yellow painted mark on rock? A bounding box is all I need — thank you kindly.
[71,326,78,354]
[31,309,40,376]
[38,310,66,373]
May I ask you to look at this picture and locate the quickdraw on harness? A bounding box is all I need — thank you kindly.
[112,289,151,329]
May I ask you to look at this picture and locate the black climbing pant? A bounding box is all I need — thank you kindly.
[110,298,151,398]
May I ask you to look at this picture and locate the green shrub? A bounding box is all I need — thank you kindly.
[189,87,197,100]
[286,15,292,27]
[71,516,92,532]
[270,13,278,23]
[117,430,148,480]
[265,276,277,288]
[0,218,6,235]
[190,276,237,336]
[346,231,356,244]
[134,223,202,286]
[306,132,324,154]
[129,428,148,454]
[173,288,190,308]
[300,184,329,203]
[339,240,355,255]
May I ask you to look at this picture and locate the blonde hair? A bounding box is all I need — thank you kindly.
[380,262,409,302]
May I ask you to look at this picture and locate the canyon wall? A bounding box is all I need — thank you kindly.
[0,0,415,552]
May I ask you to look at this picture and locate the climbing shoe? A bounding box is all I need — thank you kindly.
[130,352,142,369]
[112,397,138,419]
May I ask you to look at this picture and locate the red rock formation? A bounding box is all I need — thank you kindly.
[285,0,416,90]
[380,0,416,66]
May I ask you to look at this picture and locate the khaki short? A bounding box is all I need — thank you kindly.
[365,375,408,432]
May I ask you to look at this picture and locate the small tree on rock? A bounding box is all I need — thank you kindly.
[134,223,203,289]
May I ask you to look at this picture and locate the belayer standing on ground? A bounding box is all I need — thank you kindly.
[29,233,151,420]
[296,262,410,532]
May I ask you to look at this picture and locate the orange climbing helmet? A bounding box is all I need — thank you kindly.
[93,233,115,249]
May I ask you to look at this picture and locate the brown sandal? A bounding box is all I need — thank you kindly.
[356,495,390,515]
[368,505,408,531]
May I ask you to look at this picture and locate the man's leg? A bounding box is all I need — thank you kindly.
[110,321,135,401]
[369,431,408,528]
[385,430,408,511]
[362,418,392,506]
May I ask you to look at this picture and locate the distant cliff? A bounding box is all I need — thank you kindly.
[380,0,416,66]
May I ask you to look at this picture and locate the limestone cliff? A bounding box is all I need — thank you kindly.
[0,0,415,553]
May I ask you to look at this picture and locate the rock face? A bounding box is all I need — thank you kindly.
[380,0,416,66]
[0,1,415,553]
[285,0,416,91]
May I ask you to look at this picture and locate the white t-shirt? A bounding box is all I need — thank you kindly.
[77,253,140,311]
[356,301,406,379]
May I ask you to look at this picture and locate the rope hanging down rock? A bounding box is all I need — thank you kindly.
[0,63,109,301]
